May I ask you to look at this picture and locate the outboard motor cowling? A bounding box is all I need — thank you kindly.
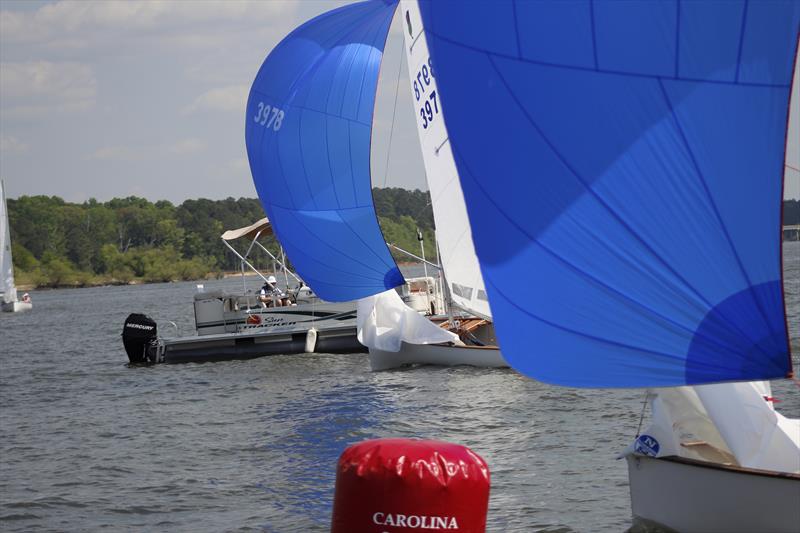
[122,313,158,364]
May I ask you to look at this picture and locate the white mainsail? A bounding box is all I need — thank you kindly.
[399,1,491,320]
[1,180,17,305]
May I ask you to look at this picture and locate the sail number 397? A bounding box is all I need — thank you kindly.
[413,58,439,130]
[253,102,285,131]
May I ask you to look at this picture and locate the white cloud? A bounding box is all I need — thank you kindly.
[183,85,249,115]
[0,134,28,154]
[1,1,299,51]
[167,138,206,155]
[87,138,207,161]
[87,145,146,161]
[0,61,96,117]
[229,157,249,172]
[0,1,432,203]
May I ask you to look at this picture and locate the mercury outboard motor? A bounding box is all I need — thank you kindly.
[122,313,158,364]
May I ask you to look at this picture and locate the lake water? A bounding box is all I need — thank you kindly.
[1,243,798,532]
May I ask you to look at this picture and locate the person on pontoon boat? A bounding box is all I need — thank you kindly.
[259,276,289,307]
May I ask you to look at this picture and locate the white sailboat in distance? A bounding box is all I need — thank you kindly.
[1,180,32,313]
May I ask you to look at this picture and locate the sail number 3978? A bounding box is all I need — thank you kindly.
[413,58,439,130]
[253,102,285,131]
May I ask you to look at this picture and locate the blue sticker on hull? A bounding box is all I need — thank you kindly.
[634,435,660,457]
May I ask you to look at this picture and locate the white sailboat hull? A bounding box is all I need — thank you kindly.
[626,454,800,532]
[1,300,31,313]
[369,342,507,371]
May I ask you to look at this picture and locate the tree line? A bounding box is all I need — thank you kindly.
[8,194,799,289]
[6,188,437,288]
[785,199,800,226]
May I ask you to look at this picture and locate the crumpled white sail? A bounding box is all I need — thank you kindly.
[398,0,490,320]
[357,289,459,352]
[1,180,17,305]
[694,382,800,472]
[629,382,800,473]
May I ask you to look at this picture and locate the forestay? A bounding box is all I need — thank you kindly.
[246,0,403,302]
[398,1,490,319]
[421,1,799,387]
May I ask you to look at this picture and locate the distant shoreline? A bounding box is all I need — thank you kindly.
[15,262,428,291]
[14,274,220,292]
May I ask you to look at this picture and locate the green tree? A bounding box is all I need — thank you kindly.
[11,242,38,272]
[40,252,78,287]
[5,189,441,287]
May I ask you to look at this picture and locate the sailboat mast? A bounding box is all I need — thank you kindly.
[399,0,491,321]
[417,228,428,280]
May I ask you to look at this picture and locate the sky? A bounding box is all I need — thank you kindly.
[0,0,427,204]
[0,1,798,203]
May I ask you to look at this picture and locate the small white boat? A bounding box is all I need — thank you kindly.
[2,299,32,313]
[358,285,507,371]
[369,342,505,372]
[627,454,800,533]
[622,381,800,532]
[359,1,505,371]
[1,180,31,313]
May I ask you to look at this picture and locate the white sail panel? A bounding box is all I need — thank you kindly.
[1,180,17,304]
[399,0,491,319]
[786,43,799,190]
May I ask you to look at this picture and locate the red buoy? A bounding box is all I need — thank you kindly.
[331,438,490,532]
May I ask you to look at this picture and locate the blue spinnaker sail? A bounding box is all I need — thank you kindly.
[246,0,402,301]
[421,1,799,387]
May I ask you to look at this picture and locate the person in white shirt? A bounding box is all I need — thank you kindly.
[259,275,288,307]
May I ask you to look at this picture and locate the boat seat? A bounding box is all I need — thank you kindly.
[439,318,488,334]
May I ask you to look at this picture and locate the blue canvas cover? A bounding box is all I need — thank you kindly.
[421,0,799,387]
[246,0,402,301]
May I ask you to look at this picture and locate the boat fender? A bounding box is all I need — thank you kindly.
[331,438,490,532]
[305,327,318,353]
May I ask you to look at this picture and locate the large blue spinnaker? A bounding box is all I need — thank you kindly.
[246,0,402,302]
[421,1,799,387]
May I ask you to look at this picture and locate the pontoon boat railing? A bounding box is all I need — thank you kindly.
[221,227,302,289]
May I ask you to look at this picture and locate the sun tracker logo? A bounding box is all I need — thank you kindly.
[634,434,660,457]
[372,512,459,529]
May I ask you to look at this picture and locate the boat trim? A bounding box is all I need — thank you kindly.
[657,455,800,481]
